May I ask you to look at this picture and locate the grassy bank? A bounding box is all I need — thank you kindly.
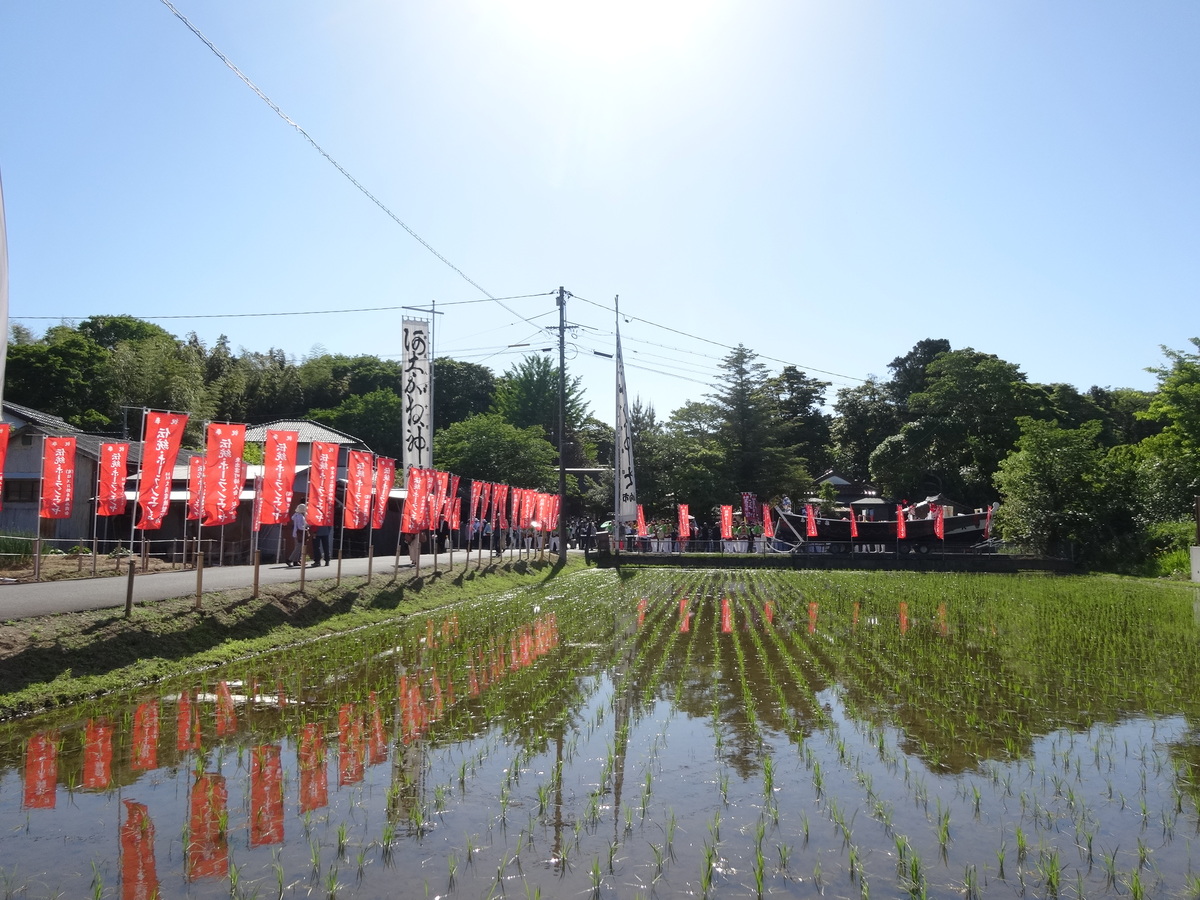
[0,554,589,720]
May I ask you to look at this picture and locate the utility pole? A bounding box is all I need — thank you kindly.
[557,286,568,564]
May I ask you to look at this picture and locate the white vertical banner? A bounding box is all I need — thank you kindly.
[614,311,638,523]
[402,318,432,472]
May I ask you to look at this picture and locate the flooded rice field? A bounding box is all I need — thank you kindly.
[1,569,1199,899]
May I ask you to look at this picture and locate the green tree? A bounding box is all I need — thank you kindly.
[830,377,900,481]
[768,366,832,475]
[77,314,174,351]
[433,413,558,489]
[433,358,497,430]
[887,338,951,416]
[1144,338,1200,447]
[309,389,405,459]
[993,417,1108,558]
[492,354,589,440]
[708,345,810,500]
[5,326,116,428]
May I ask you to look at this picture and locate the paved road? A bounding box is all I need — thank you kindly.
[0,548,559,621]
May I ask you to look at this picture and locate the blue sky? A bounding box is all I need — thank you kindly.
[1,1,1196,425]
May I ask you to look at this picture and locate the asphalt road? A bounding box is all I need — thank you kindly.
[0,547,556,621]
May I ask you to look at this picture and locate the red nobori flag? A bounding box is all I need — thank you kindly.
[307,441,340,528]
[344,450,373,529]
[896,505,907,540]
[186,456,204,520]
[371,457,396,529]
[469,481,483,523]
[137,412,188,530]
[400,467,431,533]
[96,442,129,516]
[206,458,244,527]
[480,482,494,524]
[494,484,510,528]
[430,470,450,527]
[762,505,774,539]
[259,431,298,526]
[40,436,76,519]
[677,503,690,539]
[636,504,647,537]
[446,474,461,530]
[848,508,859,539]
[202,423,245,526]
[934,503,945,540]
[720,505,733,540]
[0,423,10,511]
[509,488,523,529]
[804,503,818,538]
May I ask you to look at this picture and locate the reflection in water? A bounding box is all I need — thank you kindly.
[250,744,284,846]
[131,701,158,771]
[83,718,113,790]
[23,731,56,809]
[1,573,1199,898]
[187,773,228,880]
[119,799,158,900]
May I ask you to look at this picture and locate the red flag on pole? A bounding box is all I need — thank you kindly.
[494,484,510,529]
[97,442,129,516]
[202,424,245,526]
[804,503,818,538]
[934,503,945,540]
[137,412,188,530]
[205,458,244,527]
[720,505,733,540]
[344,450,373,529]
[762,505,774,539]
[985,504,993,539]
[40,436,76,519]
[186,456,204,521]
[446,474,462,531]
[636,504,647,537]
[259,431,298,526]
[677,504,690,540]
[372,457,396,529]
[401,467,431,533]
[848,508,859,539]
[896,505,907,540]
[307,441,339,528]
[0,423,10,511]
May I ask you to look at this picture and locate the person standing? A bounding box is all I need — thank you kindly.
[312,523,332,567]
[288,503,310,567]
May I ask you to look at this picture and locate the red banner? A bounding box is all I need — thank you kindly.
[849,509,859,539]
[934,504,945,539]
[204,458,243,527]
[137,412,188,530]
[636,504,647,537]
[372,457,396,529]
[40,436,76,519]
[469,481,482,523]
[96,442,129,516]
[344,450,373,529]
[762,506,774,539]
[307,441,339,528]
[446,474,461,531]
[985,504,993,539]
[400,467,431,533]
[0,423,9,511]
[186,456,204,521]
[259,431,298,527]
[494,483,508,529]
[202,423,245,526]
[720,505,733,540]
[805,503,818,538]
[896,505,907,540]
[677,504,690,540]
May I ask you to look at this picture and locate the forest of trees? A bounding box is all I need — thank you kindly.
[6,314,1199,575]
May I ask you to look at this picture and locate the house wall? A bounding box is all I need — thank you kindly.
[1,433,99,547]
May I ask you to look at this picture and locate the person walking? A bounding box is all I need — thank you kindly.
[312,523,332,566]
[287,503,310,567]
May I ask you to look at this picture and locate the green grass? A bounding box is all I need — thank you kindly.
[0,555,588,720]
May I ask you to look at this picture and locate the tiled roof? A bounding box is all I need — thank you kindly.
[245,419,370,449]
[2,400,146,463]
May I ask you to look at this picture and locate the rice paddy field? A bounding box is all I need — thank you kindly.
[0,568,1198,899]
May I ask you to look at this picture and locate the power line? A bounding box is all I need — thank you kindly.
[158,0,548,331]
[13,293,553,322]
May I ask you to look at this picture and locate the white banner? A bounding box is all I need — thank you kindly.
[402,318,432,471]
[614,319,638,522]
